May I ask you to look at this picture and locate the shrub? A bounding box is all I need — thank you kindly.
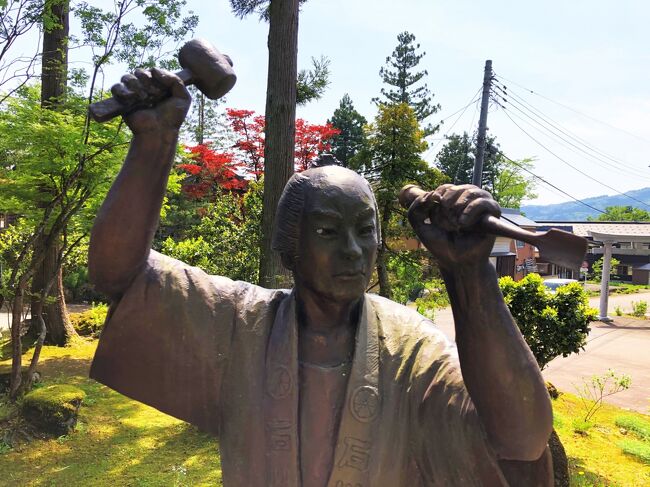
[615,305,623,316]
[69,303,108,338]
[574,369,631,423]
[631,300,647,318]
[616,415,650,440]
[499,273,598,369]
[414,278,450,320]
[591,256,620,282]
[618,439,650,464]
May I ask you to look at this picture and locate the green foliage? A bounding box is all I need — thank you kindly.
[385,251,424,305]
[615,305,623,316]
[0,219,33,302]
[489,157,537,209]
[327,94,367,167]
[589,205,650,222]
[616,415,650,440]
[591,256,621,282]
[75,0,198,72]
[435,132,536,208]
[353,102,447,298]
[355,103,445,208]
[414,278,449,320]
[372,31,439,123]
[158,180,263,283]
[572,418,594,435]
[69,303,108,338]
[632,300,648,318]
[499,273,597,369]
[574,369,632,423]
[618,439,650,464]
[296,56,330,105]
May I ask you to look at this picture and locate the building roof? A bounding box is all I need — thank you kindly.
[536,221,650,240]
[501,208,538,228]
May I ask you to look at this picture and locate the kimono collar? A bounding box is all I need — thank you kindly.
[264,292,381,487]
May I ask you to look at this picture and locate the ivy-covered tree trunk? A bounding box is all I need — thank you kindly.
[30,0,76,346]
[258,0,299,289]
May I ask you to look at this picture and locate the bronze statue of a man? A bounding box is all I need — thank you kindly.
[88,69,553,486]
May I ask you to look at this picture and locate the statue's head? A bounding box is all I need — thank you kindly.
[272,165,379,302]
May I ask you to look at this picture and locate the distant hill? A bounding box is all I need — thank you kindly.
[521,187,650,221]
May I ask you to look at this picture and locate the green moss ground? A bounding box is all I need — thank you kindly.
[1,340,649,486]
[0,340,221,486]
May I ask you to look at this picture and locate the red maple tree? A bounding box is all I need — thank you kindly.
[177,109,341,199]
[226,108,266,180]
[294,118,341,172]
[178,144,246,200]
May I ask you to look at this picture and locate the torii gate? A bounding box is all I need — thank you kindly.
[589,230,650,321]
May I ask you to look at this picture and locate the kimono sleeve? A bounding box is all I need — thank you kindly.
[407,334,508,486]
[408,331,553,486]
[90,250,239,435]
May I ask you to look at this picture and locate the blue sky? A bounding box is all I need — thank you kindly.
[17,0,650,206]
[193,0,650,207]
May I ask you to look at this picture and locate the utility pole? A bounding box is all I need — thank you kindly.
[472,59,493,187]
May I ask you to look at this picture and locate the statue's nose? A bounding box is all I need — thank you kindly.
[341,229,363,259]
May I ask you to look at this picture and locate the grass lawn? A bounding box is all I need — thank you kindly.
[1,340,649,486]
[0,340,221,486]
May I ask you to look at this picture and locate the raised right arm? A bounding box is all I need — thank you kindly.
[88,69,191,300]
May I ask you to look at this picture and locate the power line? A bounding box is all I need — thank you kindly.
[493,90,650,182]
[494,73,650,145]
[499,106,650,210]
[499,151,607,215]
[424,87,481,158]
[492,81,650,179]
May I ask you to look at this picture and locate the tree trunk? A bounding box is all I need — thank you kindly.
[32,242,76,345]
[40,0,69,107]
[376,203,392,299]
[30,0,75,345]
[9,286,25,400]
[258,0,299,289]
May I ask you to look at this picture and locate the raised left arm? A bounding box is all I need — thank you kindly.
[408,184,552,461]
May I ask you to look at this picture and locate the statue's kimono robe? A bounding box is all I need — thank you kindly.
[90,251,552,486]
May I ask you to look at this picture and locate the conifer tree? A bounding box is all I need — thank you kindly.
[327,94,367,167]
[373,31,440,123]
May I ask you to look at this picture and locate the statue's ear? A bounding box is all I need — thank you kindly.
[280,252,295,271]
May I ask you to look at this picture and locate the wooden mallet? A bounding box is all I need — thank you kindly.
[89,38,236,123]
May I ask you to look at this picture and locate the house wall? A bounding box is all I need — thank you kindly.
[511,238,537,281]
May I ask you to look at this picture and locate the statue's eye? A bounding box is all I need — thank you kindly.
[316,227,336,237]
[359,225,375,236]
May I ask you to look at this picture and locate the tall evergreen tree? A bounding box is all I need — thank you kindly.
[327,94,366,167]
[231,0,300,288]
[372,31,440,123]
[31,0,78,347]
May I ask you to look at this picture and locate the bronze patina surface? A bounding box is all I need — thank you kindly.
[88,64,553,486]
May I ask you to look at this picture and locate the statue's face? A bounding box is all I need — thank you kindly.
[293,171,378,303]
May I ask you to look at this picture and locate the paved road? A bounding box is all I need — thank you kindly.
[431,293,650,414]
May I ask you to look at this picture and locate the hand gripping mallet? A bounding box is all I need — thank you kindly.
[399,185,588,270]
[89,38,236,123]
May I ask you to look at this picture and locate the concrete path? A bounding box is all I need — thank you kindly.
[431,295,650,414]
